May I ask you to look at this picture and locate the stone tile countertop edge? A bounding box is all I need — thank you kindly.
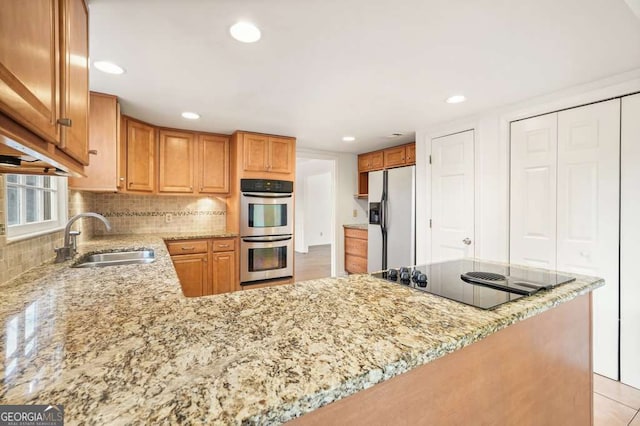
[0,234,603,424]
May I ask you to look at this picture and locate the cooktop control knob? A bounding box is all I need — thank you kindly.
[400,271,411,284]
[411,269,422,281]
[387,269,398,280]
[399,266,410,274]
[416,273,428,287]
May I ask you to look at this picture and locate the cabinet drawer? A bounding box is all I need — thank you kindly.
[345,237,367,257]
[345,254,368,274]
[212,238,236,252]
[344,228,368,239]
[166,240,208,255]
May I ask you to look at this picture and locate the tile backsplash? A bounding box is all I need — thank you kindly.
[0,182,226,285]
[92,193,226,236]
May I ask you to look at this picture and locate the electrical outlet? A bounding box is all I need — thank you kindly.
[320,232,323,237]
[165,213,173,223]
[353,209,358,218]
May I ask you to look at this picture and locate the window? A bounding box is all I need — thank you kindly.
[5,174,68,240]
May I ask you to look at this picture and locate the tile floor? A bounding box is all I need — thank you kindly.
[594,374,640,425]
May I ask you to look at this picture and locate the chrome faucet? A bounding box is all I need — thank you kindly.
[54,212,112,263]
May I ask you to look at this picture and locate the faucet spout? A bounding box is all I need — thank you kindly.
[55,212,112,263]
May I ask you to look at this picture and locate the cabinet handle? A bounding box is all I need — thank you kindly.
[120,177,125,181]
[128,182,132,186]
[181,247,195,250]
[218,244,229,248]
[190,186,193,190]
[89,150,98,155]
[57,118,72,127]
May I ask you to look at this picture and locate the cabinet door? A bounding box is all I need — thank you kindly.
[172,253,208,297]
[69,92,118,190]
[370,151,384,170]
[358,153,370,172]
[243,133,269,171]
[0,0,60,143]
[405,143,416,164]
[510,113,558,269]
[159,130,195,193]
[212,251,236,294]
[557,99,620,380]
[384,146,406,168]
[59,0,89,165]
[269,136,294,173]
[126,120,156,192]
[198,134,229,193]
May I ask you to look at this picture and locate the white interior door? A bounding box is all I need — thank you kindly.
[431,130,475,262]
[510,113,558,269]
[621,93,640,388]
[557,99,620,380]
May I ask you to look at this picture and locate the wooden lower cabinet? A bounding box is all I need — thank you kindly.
[172,253,208,297]
[167,238,237,297]
[212,251,235,294]
[344,227,368,274]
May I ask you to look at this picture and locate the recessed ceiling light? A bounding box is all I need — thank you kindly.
[342,136,356,142]
[230,22,261,43]
[93,61,125,75]
[446,95,466,104]
[181,112,200,120]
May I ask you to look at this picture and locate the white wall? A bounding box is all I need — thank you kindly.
[304,172,332,247]
[416,68,640,264]
[296,149,368,276]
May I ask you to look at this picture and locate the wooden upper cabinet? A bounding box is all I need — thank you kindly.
[242,132,295,174]
[269,136,294,173]
[126,119,156,192]
[69,92,119,191]
[198,134,229,194]
[159,130,195,193]
[243,133,269,171]
[358,151,384,172]
[59,0,89,165]
[0,0,60,143]
[405,143,416,164]
[384,146,406,168]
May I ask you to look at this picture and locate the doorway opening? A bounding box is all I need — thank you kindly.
[295,157,335,281]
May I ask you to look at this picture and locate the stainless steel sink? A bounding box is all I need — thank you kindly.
[72,249,155,268]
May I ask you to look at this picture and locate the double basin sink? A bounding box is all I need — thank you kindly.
[72,249,155,268]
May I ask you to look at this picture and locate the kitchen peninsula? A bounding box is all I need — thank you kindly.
[0,235,602,424]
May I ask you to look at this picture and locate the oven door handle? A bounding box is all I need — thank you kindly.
[242,193,293,199]
[242,236,293,243]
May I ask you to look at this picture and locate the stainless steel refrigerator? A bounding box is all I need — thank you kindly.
[368,166,416,272]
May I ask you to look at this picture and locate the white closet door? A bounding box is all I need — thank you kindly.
[431,130,475,262]
[621,93,640,388]
[510,113,558,269]
[557,99,620,380]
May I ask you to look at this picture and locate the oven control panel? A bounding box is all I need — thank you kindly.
[241,179,294,193]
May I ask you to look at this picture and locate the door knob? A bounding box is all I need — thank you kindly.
[462,238,472,245]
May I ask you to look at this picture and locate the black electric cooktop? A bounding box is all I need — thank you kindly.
[371,259,576,310]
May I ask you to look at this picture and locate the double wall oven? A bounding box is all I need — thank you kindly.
[240,179,294,285]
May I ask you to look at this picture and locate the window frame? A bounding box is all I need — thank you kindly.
[4,174,68,242]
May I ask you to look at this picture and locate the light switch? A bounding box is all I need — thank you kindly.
[352,209,358,218]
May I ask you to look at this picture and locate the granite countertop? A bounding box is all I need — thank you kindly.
[0,234,603,424]
[343,223,368,230]
[160,231,238,240]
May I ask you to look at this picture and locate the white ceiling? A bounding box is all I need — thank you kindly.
[88,0,640,153]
